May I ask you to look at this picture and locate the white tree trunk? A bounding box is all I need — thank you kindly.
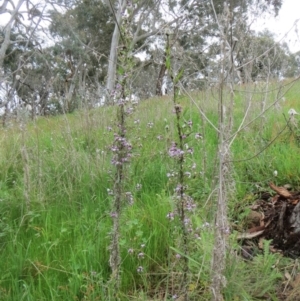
[0,0,25,69]
[105,0,125,101]
[106,21,121,95]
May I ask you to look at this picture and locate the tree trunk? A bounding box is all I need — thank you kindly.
[105,1,125,103]
[0,0,25,68]
[156,63,166,96]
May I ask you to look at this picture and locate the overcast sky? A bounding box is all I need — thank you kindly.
[1,0,300,52]
[253,0,300,53]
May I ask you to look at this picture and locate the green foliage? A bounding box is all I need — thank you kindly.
[1,80,300,299]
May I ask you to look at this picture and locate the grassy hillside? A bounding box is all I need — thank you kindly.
[0,81,300,300]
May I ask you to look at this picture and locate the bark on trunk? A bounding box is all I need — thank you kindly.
[105,1,125,103]
[156,63,166,96]
[0,0,25,68]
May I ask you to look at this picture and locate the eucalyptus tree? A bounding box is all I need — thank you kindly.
[103,0,176,101]
[172,0,284,89]
[0,0,48,121]
[48,0,114,111]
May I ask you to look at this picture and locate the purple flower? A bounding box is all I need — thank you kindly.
[137,266,143,273]
[110,212,118,218]
[128,248,134,254]
[166,212,175,220]
[186,200,196,211]
[126,107,134,115]
[195,133,202,140]
[222,227,231,234]
[174,184,183,194]
[175,254,181,259]
[184,218,190,225]
[187,120,193,128]
[168,142,184,158]
[186,148,194,155]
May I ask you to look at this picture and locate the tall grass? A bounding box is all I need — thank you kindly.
[0,80,300,300]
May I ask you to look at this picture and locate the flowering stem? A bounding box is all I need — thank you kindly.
[109,18,133,291]
[167,32,189,300]
[110,103,125,288]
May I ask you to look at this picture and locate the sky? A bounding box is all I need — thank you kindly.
[1,0,300,52]
[252,0,300,53]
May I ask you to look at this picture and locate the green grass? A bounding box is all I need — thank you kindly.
[0,80,300,300]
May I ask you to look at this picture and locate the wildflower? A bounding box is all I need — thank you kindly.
[168,142,184,158]
[174,184,183,194]
[141,244,145,248]
[175,254,181,259]
[273,170,278,177]
[137,266,143,273]
[147,122,154,128]
[138,252,144,259]
[288,108,299,116]
[186,198,196,211]
[184,218,190,225]
[16,75,21,80]
[134,119,140,124]
[166,212,175,220]
[107,189,114,196]
[186,147,194,155]
[222,227,231,234]
[126,107,134,115]
[187,120,193,127]
[172,294,178,299]
[110,212,118,218]
[195,133,202,139]
[128,248,134,254]
[125,192,134,205]
[157,135,163,140]
[202,222,210,228]
[184,171,191,178]
[136,183,142,190]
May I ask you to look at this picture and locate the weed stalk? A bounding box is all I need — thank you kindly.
[108,11,134,294]
[166,32,189,301]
